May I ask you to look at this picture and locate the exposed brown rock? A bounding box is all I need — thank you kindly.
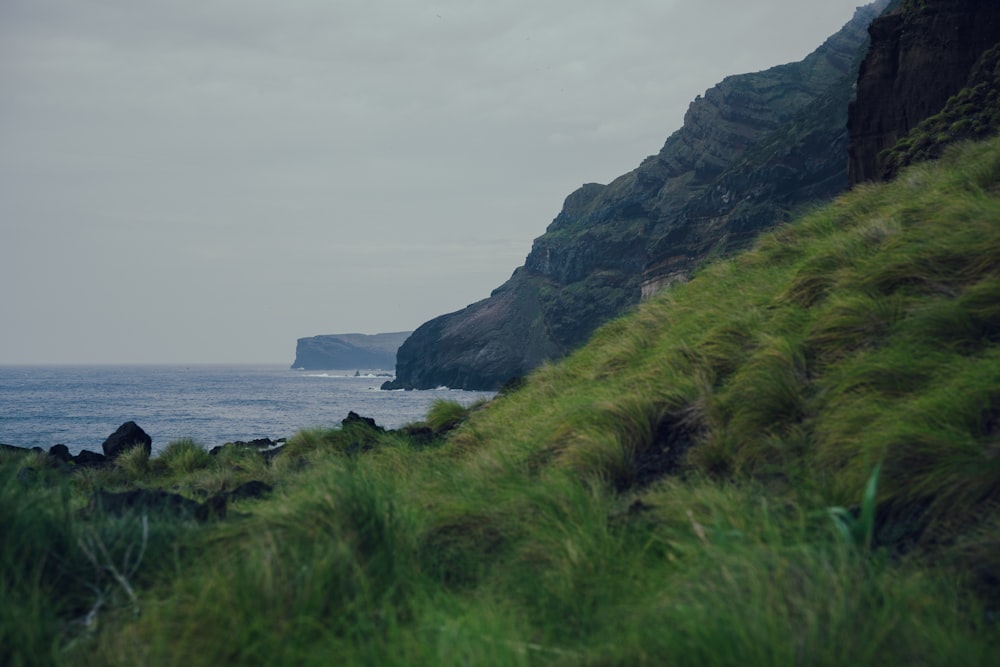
[848,0,1000,184]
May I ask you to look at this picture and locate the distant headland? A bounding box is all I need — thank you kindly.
[290,332,411,371]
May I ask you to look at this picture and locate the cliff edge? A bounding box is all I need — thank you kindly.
[847,0,1000,184]
[386,3,885,391]
[292,332,411,371]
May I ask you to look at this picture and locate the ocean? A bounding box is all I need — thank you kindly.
[0,365,493,455]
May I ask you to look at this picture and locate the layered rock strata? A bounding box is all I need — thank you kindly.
[848,0,1000,184]
[387,3,887,391]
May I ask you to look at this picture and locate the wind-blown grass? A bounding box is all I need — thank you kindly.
[5,137,1000,665]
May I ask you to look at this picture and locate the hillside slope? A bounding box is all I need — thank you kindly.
[10,136,1000,667]
[461,135,1000,526]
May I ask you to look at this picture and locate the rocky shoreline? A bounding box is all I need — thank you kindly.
[1,412,416,522]
[0,410,430,471]
[0,420,287,470]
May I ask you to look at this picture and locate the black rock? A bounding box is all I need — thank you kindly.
[342,411,383,431]
[381,379,410,390]
[74,449,107,468]
[101,421,152,460]
[48,444,72,463]
[209,438,284,459]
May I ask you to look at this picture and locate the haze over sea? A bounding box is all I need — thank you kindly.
[0,365,493,455]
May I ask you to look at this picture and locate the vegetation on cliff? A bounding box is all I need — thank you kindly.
[389,2,885,391]
[880,43,1000,179]
[5,137,1000,665]
[847,0,1000,184]
[291,332,411,371]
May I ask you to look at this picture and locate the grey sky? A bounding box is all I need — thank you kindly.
[1,0,867,364]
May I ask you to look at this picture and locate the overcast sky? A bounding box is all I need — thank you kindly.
[1,0,869,365]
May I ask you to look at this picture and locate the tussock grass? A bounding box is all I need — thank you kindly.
[114,444,151,478]
[157,438,211,475]
[424,398,471,433]
[7,137,1000,665]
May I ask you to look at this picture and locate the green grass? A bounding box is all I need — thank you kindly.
[5,137,1000,665]
[157,438,212,476]
[879,43,1000,179]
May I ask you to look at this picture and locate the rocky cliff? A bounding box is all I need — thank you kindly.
[385,2,887,391]
[848,0,1000,184]
[292,332,411,371]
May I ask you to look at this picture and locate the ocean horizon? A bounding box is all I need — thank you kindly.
[0,364,493,455]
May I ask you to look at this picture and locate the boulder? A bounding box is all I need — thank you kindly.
[342,411,383,431]
[101,421,152,460]
[74,449,107,468]
[48,444,72,463]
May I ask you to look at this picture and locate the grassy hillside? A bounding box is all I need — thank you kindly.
[5,138,1000,665]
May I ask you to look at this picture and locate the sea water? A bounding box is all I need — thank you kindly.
[0,365,493,455]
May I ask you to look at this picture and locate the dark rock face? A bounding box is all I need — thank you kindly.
[382,275,564,390]
[101,421,152,460]
[291,332,411,370]
[848,0,1000,184]
[388,2,886,391]
[878,43,1000,177]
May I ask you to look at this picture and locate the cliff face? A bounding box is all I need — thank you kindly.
[292,332,411,371]
[848,0,1000,184]
[386,3,886,391]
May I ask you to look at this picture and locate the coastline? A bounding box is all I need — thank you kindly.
[0,364,493,455]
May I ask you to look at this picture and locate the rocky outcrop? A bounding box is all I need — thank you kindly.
[101,421,152,461]
[384,275,564,390]
[291,332,411,371]
[882,43,1000,177]
[387,2,887,391]
[848,0,1000,184]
